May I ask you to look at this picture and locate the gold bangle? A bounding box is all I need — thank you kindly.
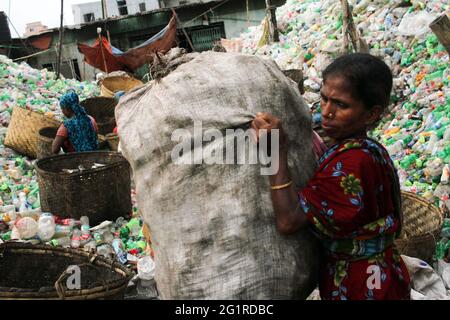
[271,181,293,190]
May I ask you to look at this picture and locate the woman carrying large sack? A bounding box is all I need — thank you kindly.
[252,53,411,300]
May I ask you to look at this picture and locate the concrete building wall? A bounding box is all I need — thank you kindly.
[24,22,49,38]
[121,0,160,14]
[72,2,103,24]
[33,39,99,82]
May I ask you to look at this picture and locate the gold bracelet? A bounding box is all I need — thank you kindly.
[271,181,293,190]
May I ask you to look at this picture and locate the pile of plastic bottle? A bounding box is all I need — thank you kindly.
[231,0,449,260]
[0,54,99,124]
[0,208,152,266]
[0,54,100,218]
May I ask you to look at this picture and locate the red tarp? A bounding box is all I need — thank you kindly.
[29,33,53,50]
[78,16,177,73]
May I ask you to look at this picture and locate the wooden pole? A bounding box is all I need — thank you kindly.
[246,0,250,27]
[97,28,108,73]
[56,0,64,79]
[101,0,105,19]
[101,0,112,45]
[171,9,196,52]
[429,14,450,55]
[265,0,279,42]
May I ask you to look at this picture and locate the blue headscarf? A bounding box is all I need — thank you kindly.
[60,92,98,152]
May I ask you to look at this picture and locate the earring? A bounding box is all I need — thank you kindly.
[328,113,334,119]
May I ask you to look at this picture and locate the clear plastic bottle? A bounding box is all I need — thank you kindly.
[15,217,38,239]
[426,133,438,154]
[102,229,114,244]
[83,239,97,252]
[54,224,72,238]
[115,216,126,228]
[37,213,55,241]
[112,238,128,264]
[441,165,450,185]
[71,229,82,248]
[93,231,104,245]
[443,127,450,141]
[18,192,28,213]
[80,216,90,244]
[97,244,114,259]
[80,216,90,235]
[136,255,157,298]
[386,140,403,156]
[12,195,20,211]
[137,256,155,280]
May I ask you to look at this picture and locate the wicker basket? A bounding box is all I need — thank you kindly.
[4,107,61,158]
[36,127,58,159]
[80,97,118,135]
[395,191,445,263]
[0,242,134,300]
[100,76,143,98]
[106,133,119,151]
[35,151,132,226]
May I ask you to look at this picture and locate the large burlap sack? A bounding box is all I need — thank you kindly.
[116,51,319,299]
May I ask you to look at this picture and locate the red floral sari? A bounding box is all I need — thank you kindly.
[299,138,411,300]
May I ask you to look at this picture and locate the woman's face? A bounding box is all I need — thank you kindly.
[62,107,74,119]
[320,76,379,141]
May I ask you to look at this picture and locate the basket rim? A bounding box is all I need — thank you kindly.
[0,241,134,297]
[11,106,62,124]
[398,190,445,240]
[34,151,129,177]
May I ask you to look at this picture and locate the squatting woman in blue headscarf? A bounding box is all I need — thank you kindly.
[52,92,99,154]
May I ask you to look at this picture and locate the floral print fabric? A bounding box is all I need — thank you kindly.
[299,138,411,300]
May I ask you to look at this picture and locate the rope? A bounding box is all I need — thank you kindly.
[183,0,233,27]
[13,48,54,61]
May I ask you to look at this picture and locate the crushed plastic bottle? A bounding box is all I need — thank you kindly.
[14,217,38,239]
[37,213,55,241]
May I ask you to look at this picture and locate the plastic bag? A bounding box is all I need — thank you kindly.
[397,11,437,37]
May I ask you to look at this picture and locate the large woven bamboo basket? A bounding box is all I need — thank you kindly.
[4,107,61,158]
[100,76,143,98]
[0,242,134,300]
[36,127,58,159]
[80,97,118,135]
[35,151,132,226]
[395,191,445,263]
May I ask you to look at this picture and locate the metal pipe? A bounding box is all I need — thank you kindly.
[56,0,64,79]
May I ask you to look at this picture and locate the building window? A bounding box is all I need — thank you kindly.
[29,28,34,32]
[83,13,95,23]
[139,2,146,12]
[117,1,128,15]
